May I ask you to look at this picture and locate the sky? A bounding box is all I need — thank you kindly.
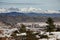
[0,0,60,10]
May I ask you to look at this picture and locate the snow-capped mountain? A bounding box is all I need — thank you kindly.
[18,7,44,13]
[0,8,7,13]
[19,7,60,13]
[0,7,60,13]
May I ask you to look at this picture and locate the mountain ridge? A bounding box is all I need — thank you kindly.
[0,12,60,25]
[0,12,60,17]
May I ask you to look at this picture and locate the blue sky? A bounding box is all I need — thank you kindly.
[0,0,60,10]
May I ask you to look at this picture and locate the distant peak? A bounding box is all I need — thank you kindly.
[0,7,60,13]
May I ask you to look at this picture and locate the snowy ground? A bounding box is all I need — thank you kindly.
[39,38,56,40]
[39,32,60,40]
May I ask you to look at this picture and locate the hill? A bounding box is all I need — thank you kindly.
[0,12,60,25]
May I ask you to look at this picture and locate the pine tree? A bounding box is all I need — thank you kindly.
[26,30,38,40]
[19,24,26,33]
[11,30,19,40]
[46,17,56,33]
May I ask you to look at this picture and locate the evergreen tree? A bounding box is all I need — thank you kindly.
[26,30,38,40]
[11,24,39,40]
[46,17,56,33]
[19,24,26,33]
[11,30,19,40]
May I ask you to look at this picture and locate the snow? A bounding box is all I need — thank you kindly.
[16,33,26,36]
[36,35,40,38]
[38,32,60,40]
[0,27,60,40]
[0,7,60,13]
[51,32,60,39]
[0,8,7,13]
[19,7,44,13]
[0,28,18,37]
[39,38,56,40]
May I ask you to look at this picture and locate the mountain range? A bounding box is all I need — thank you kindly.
[0,12,60,17]
[0,7,60,13]
[0,8,60,25]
